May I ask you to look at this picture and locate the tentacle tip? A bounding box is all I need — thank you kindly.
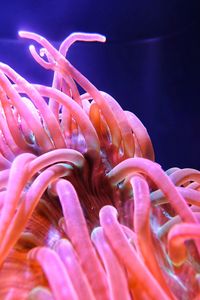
[100,35,106,43]
[91,226,102,240]
[18,30,32,38]
[18,30,25,37]
[99,205,118,224]
[29,45,35,51]
[39,48,45,57]
[27,246,39,260]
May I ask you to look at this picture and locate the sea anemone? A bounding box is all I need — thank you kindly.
[0,31,199,300]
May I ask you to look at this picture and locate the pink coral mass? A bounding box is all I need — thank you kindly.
[0,31,199,300]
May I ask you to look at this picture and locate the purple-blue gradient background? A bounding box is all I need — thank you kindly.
[0,1,200,170]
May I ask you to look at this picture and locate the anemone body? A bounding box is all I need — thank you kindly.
[0,31,199,300]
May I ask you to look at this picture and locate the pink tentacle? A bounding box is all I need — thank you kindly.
[0,63,66,149]
[130,175,174,298]
[0,132,15,161]
[54,32,106,109]
[27,287,54,300]
[54,239,95,300]
[0,153,36,246]
[168,223,200,266]
[92,226,131,300]
[28,247,78,300]
[59,32,106,55]
[0,108,22,157]
[99,205,171,300]
[125,110,155,161]
[0,71,53,151]
[32,85,100,159]
[107,158,200,256]
[0,164,70,265]
[151,186,200,206]
[55,179,109,300]
[29,45,81,113]
[108,158,198,224]
[29,148,85,173]
[0,88,32,152]
[0,169,9,189]
[169,168,200,186]
[18,31,122,149]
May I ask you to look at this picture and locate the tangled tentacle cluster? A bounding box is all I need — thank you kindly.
[0,31,200,300]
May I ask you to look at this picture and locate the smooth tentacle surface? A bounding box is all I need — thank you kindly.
[0,31,199,300]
